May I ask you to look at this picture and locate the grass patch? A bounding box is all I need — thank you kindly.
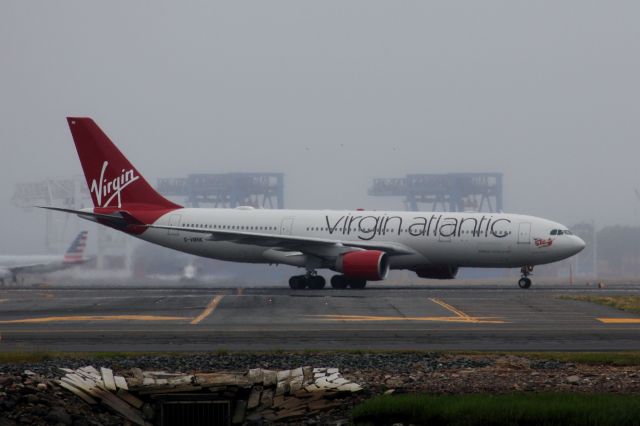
[559,295,640,315]
[352,393,640,426]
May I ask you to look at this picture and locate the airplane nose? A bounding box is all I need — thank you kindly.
[574,236,586,253]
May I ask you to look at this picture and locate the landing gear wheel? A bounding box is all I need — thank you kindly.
[518,277,532,289]
[330,275,348,289]
[288,275,307,290]
[308,276,326,289]
[348,279,367,289]
[517,266,533,289]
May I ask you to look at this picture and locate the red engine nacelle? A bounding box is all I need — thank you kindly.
[336,250,390,281]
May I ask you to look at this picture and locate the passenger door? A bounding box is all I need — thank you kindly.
[280,217,294,235]
[168,214,182,236]
[517,222,531,244]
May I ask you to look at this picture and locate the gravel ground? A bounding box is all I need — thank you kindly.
[1,352,639,425]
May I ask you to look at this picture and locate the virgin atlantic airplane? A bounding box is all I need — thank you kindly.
[43,118,585,290]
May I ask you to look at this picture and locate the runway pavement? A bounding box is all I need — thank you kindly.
[1,284,639,352]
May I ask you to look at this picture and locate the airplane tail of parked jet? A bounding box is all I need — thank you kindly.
[67,117,180,211]
[63,230,89,264]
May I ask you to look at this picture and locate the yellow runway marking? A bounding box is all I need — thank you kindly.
[429,297,471,319]
[0,315,190,324]
[597,318,640,324]
[306,314,504,323]
[308,297,505,324]
[191,295,225,325]
[37,293,54,299]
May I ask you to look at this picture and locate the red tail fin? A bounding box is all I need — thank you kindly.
[67,117,181,210]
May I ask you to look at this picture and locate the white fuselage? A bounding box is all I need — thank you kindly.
[0,255,69,274]
[135,208,584,270]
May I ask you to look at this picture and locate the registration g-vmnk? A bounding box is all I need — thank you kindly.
[44,118,586,290]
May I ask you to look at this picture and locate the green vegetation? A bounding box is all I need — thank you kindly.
[352,393,640,426]
[559,294,640,315]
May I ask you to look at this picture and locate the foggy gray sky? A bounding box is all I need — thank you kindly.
[2,1,639,253]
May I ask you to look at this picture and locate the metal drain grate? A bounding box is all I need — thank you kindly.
[159,399,231,426]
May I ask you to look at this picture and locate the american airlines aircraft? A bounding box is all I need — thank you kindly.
[43,118,585,290]
[0,231,90,285]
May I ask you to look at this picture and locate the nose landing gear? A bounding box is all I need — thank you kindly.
[518,266,533,289]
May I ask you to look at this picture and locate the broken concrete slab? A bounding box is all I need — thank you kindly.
[260,388,274,408]
[58,381,97,405]
[100,367,117,391]
[194,372,251,387]
[289,376,304,393]
[114,376,128,391]
[248,368,264,384]
[277,369,291,382]
[247,387,262,410]
[263,370,277,387]
[116,389,143,409]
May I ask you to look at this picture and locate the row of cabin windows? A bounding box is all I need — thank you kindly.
[183,223,277,231]
[305,227,511,236]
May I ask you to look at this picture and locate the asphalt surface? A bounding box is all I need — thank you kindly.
[1,283,639,351]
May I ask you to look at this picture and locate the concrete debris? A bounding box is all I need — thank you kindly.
[56,365,363,425]
[263,369,278,387]
[248,367,264,384]
[114,375,129,390]
[100,367,117,391]
[247,386,262,409]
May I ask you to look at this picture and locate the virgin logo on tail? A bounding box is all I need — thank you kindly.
[90,161,140,208]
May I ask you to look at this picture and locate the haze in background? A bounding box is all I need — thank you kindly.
[1,1,639,254]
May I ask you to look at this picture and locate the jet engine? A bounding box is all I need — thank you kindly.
[335,250,389,281]
[414,265,459,279]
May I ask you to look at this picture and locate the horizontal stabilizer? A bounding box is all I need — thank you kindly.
[37,206,138,228]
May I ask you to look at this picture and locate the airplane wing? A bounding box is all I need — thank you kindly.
[0,263,49,274]
[0,262,59,283]
[144,224,417,256]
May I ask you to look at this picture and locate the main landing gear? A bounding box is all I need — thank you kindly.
[288,273,368,290]
[518,266,533,289]
[288,274,326,290]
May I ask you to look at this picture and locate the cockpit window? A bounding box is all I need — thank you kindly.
[564,230,572,235]
[550,229,558,235]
